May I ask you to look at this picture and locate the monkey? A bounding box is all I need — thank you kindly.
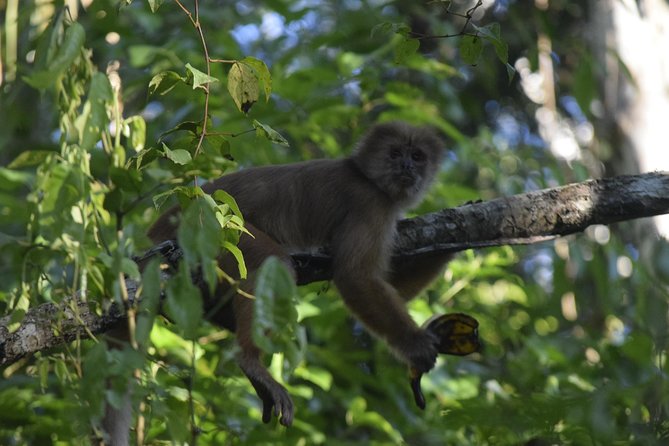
[146,121,451,427]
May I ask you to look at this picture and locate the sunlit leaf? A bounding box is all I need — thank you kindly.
[240,56,272,101]
[252,120,289,146]
[8,151,55,169]
[75,72,113,151]
[162,142,192,165]
[124,116,146,152]
[227,61,259,114]
[148,0,165,12]
[185,63,218,90]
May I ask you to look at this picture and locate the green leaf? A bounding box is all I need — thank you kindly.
[371,22,410,38]
[177,197,221,293]
[148,71,185,96]
[8,150,55,169]
[213,189,243,220]
[152,185,202,211]
[394,38,420,65]
[620,334,653,365]
[253,257,299,355]
[24,22,85,89]
[32,9,66,70]
[123,115,146,152]
[109,166,142,192]
[252,120,289,146]
[505,62,516,83]
[148,0,165,12]
[222,241,247,280]
[460,35,483,65]
[227,61,260,114]
[159,120,200,139]
[201,134,231,159]
[162,143,192,165]
[75,72,114,151]
[7,288,30,333]
[136,260,161,349]
[165,262,203,340]
[103,188,123,213]
[240,56,272,102]
[474,23,508,64]
[185,63,218,90]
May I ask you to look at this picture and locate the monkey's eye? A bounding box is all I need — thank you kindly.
[411,150,426,162]
[390,148,402,159]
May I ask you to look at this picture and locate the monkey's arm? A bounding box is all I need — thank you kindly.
[330,223,438,373]
[389,251,455,300]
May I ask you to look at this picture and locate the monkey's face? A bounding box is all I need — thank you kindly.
[388,145,428,189]
[354,122,445,206]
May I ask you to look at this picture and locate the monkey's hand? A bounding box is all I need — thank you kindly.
[238,355,294,427]
[397,329,439,373]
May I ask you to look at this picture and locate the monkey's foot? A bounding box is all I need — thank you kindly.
[247,373,294,427]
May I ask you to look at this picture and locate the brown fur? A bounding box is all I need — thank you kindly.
[147,121,449,426]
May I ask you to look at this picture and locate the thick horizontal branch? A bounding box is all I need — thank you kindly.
[1,172,668,366]
[295,172,669,283]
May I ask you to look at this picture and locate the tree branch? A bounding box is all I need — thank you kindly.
[1,172,668,366]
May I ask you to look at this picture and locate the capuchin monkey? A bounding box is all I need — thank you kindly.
[147,121,451,427]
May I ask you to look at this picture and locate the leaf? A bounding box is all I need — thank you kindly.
[147,0,165,12]
[103,188,123,213]
[159,120,201,139]
[7,288,30,333]
[8,150,55,169]
[227,61,259,114]
[394,38,420,65]
[75,72,114,151]
[123,115,146,152]
[162,143,192,165]
[213,189,243,220]
[109,166,142,192]
[136,260,161,350]
[177,197,222,292]
[32,9,66,70]
[505,62,516,83]
[240,56,272,102]
[460,35,483,65]
[222,241,247,280]
[253,257,299,355]
[148,71,185,96]
[371,22,410,38]
[152,185,202,210]
[165,262,203,340]
[474,23,508,64]
[185,63,218,90]
[24,22,85,89]
[252,120,289,146]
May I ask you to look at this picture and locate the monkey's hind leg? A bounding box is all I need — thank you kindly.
[234,294,294,426]
[221,225,296,427]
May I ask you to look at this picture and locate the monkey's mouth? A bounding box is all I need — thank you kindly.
[398,175,415,186]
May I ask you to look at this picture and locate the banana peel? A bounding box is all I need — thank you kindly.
[410,313,480,409]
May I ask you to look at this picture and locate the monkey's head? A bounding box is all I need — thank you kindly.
[353,121,446,208]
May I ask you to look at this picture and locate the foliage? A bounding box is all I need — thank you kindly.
[1,0,668,445]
